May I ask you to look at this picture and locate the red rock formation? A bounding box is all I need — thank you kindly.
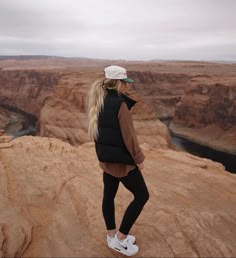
[128,71,190,119]
[38,71,95,145]
[0,70,60,116]
[0,136,235,257]
[0,67,170,148]
[38,71,171,148]
[170,83,236,154]
[1,60,235,154]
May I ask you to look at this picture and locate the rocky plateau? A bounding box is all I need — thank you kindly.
[0,136,235,257]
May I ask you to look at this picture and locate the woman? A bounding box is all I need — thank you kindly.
[87,65,149,256]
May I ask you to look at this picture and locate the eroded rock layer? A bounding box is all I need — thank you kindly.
[0,70,60,116]
[38,71,171,148]
[1,59,236,153]
[170,83,236,154]
[128,71,190,119]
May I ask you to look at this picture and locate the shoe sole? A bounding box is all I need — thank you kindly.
[110,246,139,256]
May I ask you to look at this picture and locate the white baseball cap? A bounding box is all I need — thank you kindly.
[104,65,134,83]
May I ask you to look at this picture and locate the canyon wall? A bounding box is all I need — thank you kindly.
[38,71,97,145]
[0,70,60,116]
[38,70,171,148]
[0,68,171,148]
[128,71,190,119]
[170,83,236,154]
[125,69,236,155]
[1,60,236,154]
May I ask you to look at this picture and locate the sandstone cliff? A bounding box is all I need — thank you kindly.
[38,71,95,145]
[0,70,60,116]
[128,71,190,119]
[170,83,236,154]
[0,136,235,257]
[38,71,171,148]
[0,67,171,148]
[1,60,236,154]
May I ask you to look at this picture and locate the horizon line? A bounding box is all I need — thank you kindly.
[0,54,236,63]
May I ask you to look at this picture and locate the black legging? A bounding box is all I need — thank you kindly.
[102,166,149,235]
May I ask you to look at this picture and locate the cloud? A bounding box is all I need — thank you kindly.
[0,0,235,60]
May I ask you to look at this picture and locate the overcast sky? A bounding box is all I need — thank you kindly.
[0,0,235,61]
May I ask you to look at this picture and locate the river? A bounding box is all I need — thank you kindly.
[1,104,37,138]
[161,119,236,174]
[2,107,235,173]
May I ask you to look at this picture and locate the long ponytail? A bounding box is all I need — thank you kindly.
[87,79,123,141]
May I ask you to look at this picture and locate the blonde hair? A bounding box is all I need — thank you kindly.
[87,79,123,141]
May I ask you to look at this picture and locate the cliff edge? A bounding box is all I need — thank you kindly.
[0,136,235,257]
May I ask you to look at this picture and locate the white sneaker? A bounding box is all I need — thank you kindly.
[109,233,139,256]
[107,234,136,248]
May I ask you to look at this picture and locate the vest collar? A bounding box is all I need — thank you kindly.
[106,89,137,110]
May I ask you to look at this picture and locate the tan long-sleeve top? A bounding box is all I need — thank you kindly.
[99,102,145,178]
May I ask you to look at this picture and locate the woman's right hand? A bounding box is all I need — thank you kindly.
[137,162,144,170]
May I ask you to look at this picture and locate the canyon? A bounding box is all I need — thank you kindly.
[0,58,235,154]
[0,57,235,257]
[170,82,236,154]
[0,70,59,116]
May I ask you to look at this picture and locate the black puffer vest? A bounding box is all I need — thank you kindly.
[95,88,137,164]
